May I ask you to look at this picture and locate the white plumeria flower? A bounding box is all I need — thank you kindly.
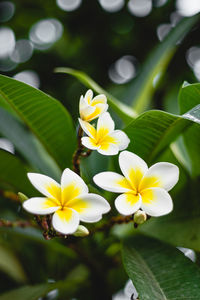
[79,112,130,156]
[23,168,110,235]
[79,89,108,122]
[94,151,179,217]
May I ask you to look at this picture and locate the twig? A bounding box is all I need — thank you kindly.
[0,219,36,228]
[72,126,84,175]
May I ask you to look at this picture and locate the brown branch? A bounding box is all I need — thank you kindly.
[91,215,133,235]
[72,126,84,175]
[0,219,36,228]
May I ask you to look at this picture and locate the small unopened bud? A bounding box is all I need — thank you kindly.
[73,225,89,237]
[18,192,28,202]
[134,210,147,225]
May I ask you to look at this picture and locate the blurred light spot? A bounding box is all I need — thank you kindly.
[29,18,63,50]
[176,0,200,16]
[153,0,167,7]
[177,247,196,262]
[13,70,40,88]
[10,39,33,63]
[0,138,14,154]
[128,0,152,17]
[99,0,125,13]
[46,289,59,300]
[186,46,200,68]
[157,24,172,41]
[109,55,137,84]
[0,57,17,71]
[124,279,138,299]
[0,27,15,58]
[170,11,182,26]
[193,60,200,81]
[56,0,82,11]
[0,1,15,22]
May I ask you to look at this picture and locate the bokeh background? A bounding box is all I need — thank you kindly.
[0,0,200,121]
[0,0,200,299]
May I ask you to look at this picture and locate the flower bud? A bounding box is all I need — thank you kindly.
[134,210,147,225]
[73,225,89,237]
[18,192,28,202]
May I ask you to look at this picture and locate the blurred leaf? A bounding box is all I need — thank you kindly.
[0,283,57,300]
[124,110,191,164]
[122,235,200,300]
[0,75,76,170]
[0,108,61,180]
[179,83,200,177]
[55,67,137,124]
[0,265,89,300]
[0,149,35,194]
[0,245,26,283]
[124,15,199,113]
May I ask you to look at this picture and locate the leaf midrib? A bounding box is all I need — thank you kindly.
[124,246,168,300]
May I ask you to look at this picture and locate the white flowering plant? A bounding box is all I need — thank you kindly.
[0,20,200,299]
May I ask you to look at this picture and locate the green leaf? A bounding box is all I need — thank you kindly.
[0,75,76,170]
[124,110,191,164]
[55,67,137,124]
[124,15,199,113]
[0,283,56,300]
[0,245,26,283]
[0,108,61,180]
[0,149,35,194]
[179,83,200,177]
[122,235,200,300]
[0,265,89,300]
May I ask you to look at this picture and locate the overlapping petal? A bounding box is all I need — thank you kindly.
[140,162,179,192]
[110,130,130,151]
[27,173,61,200]
[81,137,99,150]
[98,143,119,156]
[115,193,142,216]
[140,187,173,216]
[93,172,133,193]
[52,208,79,235]
[119,151,148,191]
[79,90,108,121]
[79,118,96,138]
[68,193,110,222]
[97,112,115,133]
[61,168,88,206]
[23,197,60,215]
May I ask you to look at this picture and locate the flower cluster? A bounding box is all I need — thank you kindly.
[22,89,179,236]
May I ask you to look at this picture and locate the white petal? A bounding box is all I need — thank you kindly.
[61,168,88,205]
[140,162,179,192]
[98,143,119,156]
[84,89,93,104]
[68,193,110,223]
[110,130,130,151]
[23,197,59,215]
[92,94,107,105]
[27,173,61,199]
[115,193,142,216]
[119,151,148,191]
[52,208,79,234]
[97,112,115,133]
[86,103,108,122]
[80,105,95,121]
[79,118,96,138]
[79,95,88,111]
[93,172,133,193]
[81,137,99,150]
[140,187,173,217]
